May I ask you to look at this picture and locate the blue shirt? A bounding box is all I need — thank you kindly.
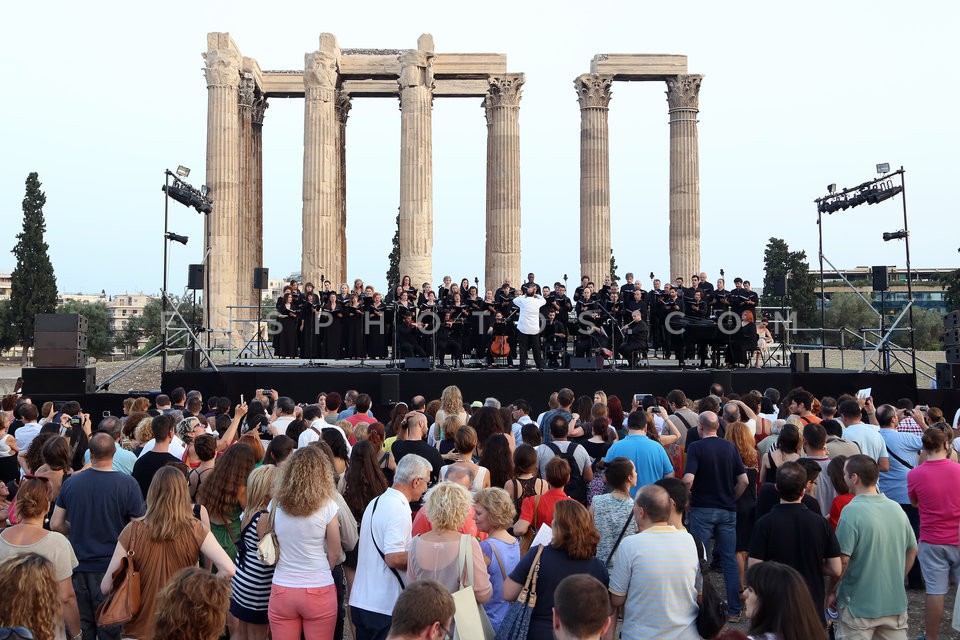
[878,428,922,505]
[83,442,138,475]
[605,433,673,497]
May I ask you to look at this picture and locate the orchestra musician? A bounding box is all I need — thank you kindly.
[728,310,759,367]
[436,310,465,368]
[396,314,427,358]
[485,312,516,367]
[542,309,567,368]
[617,310,650,368]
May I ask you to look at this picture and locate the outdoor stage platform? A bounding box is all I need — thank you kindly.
[161,363,926,417]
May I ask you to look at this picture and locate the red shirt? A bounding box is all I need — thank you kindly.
[829,493,854,531]
[519,488,570,528]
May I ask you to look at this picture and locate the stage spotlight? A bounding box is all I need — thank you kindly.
[165,232,189,245]
[827,183,836,193]
[176,165,191,177]
[882,230,907,242]
[876,162,890,175]
[162,183,212,214]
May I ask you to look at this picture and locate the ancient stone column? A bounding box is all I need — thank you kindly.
[302,34,341,289]
[483,74,524,293]
[575,74,613,285]
[398,34,435,288]
[252,95,268,305]
[238,73,255,318]
[666,74,703,283]
[202,34,242,344]
[336,91,352,287]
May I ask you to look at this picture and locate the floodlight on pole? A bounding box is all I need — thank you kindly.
[176,165,191,177]
[165,232,189,245]
[876,162,890,175]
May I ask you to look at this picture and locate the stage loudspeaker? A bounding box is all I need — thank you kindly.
[34,332,87,350]
[183,349,201,370]
[253,267,269,290]
[871,265,889,292]
[33,349,87,368]
[380,374,400,404]
[35,314,87,334]
[771,275,788,297]
[947,345,960,364]
[936,363,960,389]
[790,353,809,373]
[21,367,96,395]
[187,264,205,290]
[570,355,602,371]
[945,311,960,332]
[402,357,431,371]
[945,329,960,348]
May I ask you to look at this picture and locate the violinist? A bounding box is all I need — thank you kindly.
[617,310,650,367]
[512,286,546,371]
[436,310,464,369]
[397,314,427,358]
[485,312,516,367]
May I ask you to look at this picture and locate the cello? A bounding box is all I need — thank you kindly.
[489,309,517,358]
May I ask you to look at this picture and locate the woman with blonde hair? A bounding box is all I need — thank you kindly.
[101,466,234,640]
[432,385,468,446]
[0,553,63,640]
[406,482,492,604]
[593,390,608,406]
[269,445,342,640]
[154,567,232,640]
[0,478,81,639]
[725,421,759,592]
[474,488,520,631]
[439,425,490,491]
[230,465,279,640]
[503,501,608,640]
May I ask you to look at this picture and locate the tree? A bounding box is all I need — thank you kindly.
[0,300,16,354]
[940,268,960,313]
[9,173,58,364]
[761,237,817,328]
[823,292,877,348]
[385,210,400,300]
[57,300,113,358]
[609,249,620,285]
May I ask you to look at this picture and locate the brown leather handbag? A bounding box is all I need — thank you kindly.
[96,521,143,627]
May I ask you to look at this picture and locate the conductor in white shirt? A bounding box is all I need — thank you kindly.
[513,287,546,371]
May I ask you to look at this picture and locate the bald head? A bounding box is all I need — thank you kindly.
[635,484,672,525]
[89,432,116,461]
[721,403,740,424]
[698,411,720,434]
[444,463,475,489]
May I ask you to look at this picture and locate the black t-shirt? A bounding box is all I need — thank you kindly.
[583,439,612,462]
[754,483,822,520]
[131,451,181,499]
[391,439,444,484]
[749,502,840,614]
[684,437,746,511]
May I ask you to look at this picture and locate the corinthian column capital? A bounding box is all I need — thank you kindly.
[484,74,525,111]
[574,74,613,109]
[336,91,352,125]
[666,74,703,111]
[305,51,339,101]
[252,96,268,125]
[203,49,242,88]
[239,74,256,109]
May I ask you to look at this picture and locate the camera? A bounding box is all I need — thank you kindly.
[69,415,83,428]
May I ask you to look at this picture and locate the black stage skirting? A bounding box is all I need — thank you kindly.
[156,366,933,419]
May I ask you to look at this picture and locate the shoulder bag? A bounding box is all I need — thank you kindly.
[96,521,143,627]
[605,506,635,566]
[256,504,279,565]
[452,534,495,640]
[518,494,541,556]
[495,545,544,640]
[692,534,727,638]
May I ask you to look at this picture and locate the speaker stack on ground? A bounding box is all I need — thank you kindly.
[23,314,96,395]
[936,311,960,389]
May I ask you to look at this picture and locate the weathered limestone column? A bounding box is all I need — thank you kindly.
[252,95,268,303]
[302,34,341,289]
[666,75,703,283]
[575,74,613,284]
[238,73,255,317]
[398,34,435,288]
[483,74,524,292]
[203,34,242,344]
[336,91,351,287]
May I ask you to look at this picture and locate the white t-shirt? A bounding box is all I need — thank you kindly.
[513,295,546,335]
[138,435,186,460]
[270,415,295,435]
[14,422,41,451]
[350,488,412,615]
[298,420,351,454]
[272,500,339,588]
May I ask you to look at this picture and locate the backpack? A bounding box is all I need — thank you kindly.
[546,442,588,505]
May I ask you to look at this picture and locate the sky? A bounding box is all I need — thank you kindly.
[1,0,958,298]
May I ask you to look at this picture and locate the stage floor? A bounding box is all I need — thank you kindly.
[163,362,918,417]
